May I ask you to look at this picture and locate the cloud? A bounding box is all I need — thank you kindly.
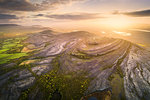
[0,13,19,23]
[123,9,150,17]
[0,24,19,26]
[0,0,85,12]
[0,0,86,23]
[0,0,42,11]
[0,14,18,19]
[36,14,45,16]
[36,13,103,20]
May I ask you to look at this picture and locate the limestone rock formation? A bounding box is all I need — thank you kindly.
[0,30,150,100]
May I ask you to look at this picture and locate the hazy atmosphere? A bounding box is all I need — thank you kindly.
[1,0,150,47]
[0,0,150,100]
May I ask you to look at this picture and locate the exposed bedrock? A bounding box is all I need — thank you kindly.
[0,30,150,100]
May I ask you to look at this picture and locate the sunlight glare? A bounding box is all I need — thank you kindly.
[103,15,132,29]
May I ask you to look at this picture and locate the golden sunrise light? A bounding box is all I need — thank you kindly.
[0,0,150,100]
[101,15,133,29]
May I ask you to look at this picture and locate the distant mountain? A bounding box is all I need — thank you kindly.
[0,24,51,38]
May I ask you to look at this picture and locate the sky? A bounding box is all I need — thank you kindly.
[0,0,150,32]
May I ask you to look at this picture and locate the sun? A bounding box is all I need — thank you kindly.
[102,15,133,29]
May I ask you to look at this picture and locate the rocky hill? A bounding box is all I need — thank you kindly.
[0,30,150,100]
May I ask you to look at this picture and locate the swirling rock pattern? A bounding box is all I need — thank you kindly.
[0,30,150,100]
